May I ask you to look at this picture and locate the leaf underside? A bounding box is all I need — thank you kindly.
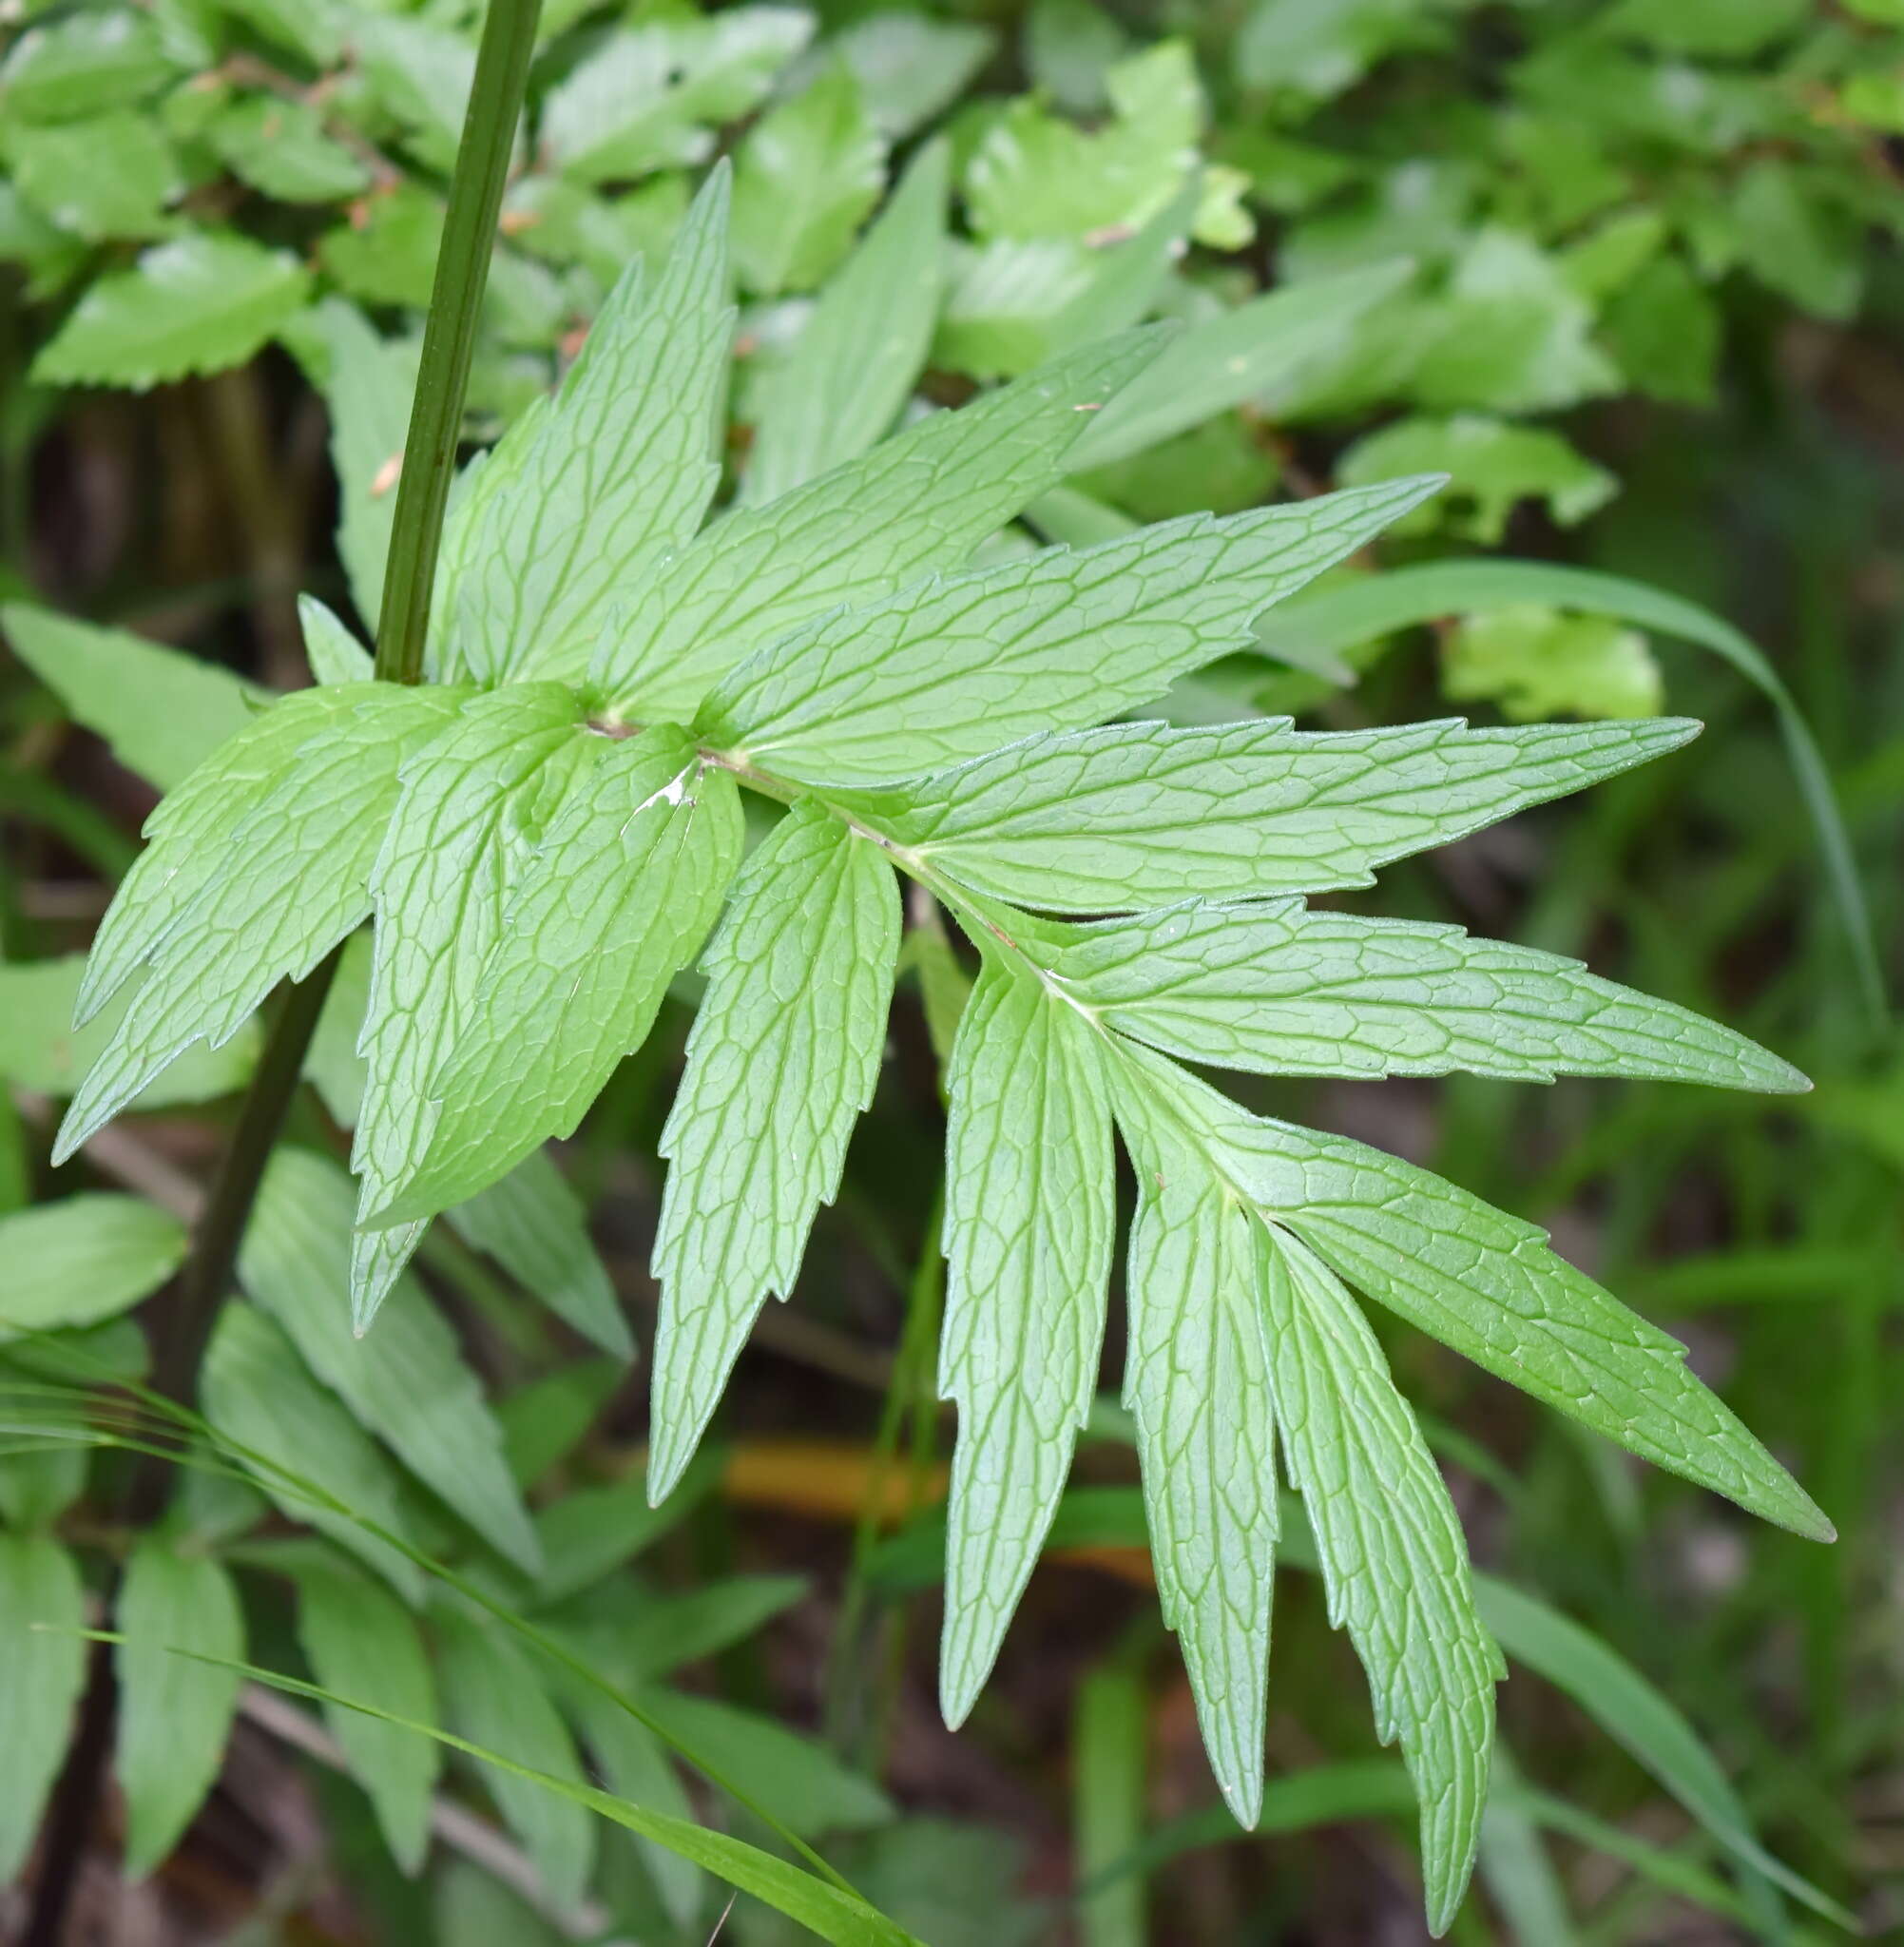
[59,189,1830,1937]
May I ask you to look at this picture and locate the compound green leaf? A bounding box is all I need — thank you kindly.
[445,169,733,686]
[1,601,260,794]
[434,1610,596,1913]
[649,803,899,1500]
[1112,1086,1278,1826]
[202,1302,422,1601]
[240,1149,540,1575]
[353,684,599,1327]
[742,138,948,505]
[595,327,1168,721]
[376,727,743,1224]
[937,964,1114,1727]
[839,714,1699,913]
[56,684,468,1163]
[292,1556,438,1874]
[1259,1228,1500,1936]
[701,478,1437,785]
[1041,897,1807,1090]
[0,1534,87,1880]
[0,1193,186,1341]
[116,1538,244,1875]
[731,62,885,297]
[33,232,312,391]
[1116,1041,1831,1541]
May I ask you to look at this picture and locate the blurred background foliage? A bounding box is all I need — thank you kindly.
[1,0,1901,1942]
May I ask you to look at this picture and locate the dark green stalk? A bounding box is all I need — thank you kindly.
[824,1184,946,1757]
[374,0,540,684]
[23,4,540,1935]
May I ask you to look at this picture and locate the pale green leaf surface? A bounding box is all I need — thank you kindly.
[353,684,599,1326]
[449,170,734,687]
[434,1610,596,1912]
[731,63,885,297]
[309,299,418,627]
[1259,1229,1500,1935]
[56,684,468,1163]
[1114,1042,1831,1540]
[292,1557,438,1873]
[448,1153,631,1359]
[742,138,948,505]
[299,594,374,685]
[33,232,313,391]
[839,714,1699,913]
[701,478,1438,785]
[375,728,743,1224]
[596,328,1169,720]
[202,1302,422,1600]
[116,1539,244,1874]
[1251,557,1883,1025]
[0,1533,87,1880]
[0,1193,185,1340]
[1042,897,1807,1090]
[1112,1089,1278,1826]
[240,1150,540,1574]
[0,954,258,1108]
[938,965,1114,1726]
[2,601,261,792]
[650,804,898,1499]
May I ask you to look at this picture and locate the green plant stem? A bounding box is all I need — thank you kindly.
[22,3,540,1936]
[374,0,541,684]
[824,1184,946,1759]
